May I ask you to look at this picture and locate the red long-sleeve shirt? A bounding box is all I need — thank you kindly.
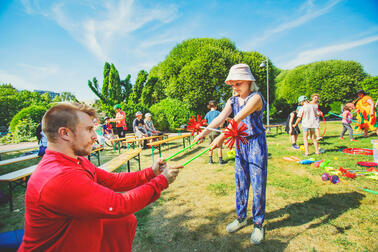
[18,149,168,251]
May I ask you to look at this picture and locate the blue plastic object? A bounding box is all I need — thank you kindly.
[0,229,24,250]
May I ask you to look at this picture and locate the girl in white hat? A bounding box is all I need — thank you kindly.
[193,63,267,244]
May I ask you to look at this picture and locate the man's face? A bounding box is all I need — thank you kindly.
[70,112,97,156]
[115,108,120,113]
[358,93,364,99]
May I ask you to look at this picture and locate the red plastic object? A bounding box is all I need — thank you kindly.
[223,119,249,150]
[187,115,207,136]
[342,148,373,155]
[357,161,378,167]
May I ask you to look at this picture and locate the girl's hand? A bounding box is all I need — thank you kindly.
[210,134,225,150]
[192,133,205,144]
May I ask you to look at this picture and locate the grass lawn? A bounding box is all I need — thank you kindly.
[0,122,377,251]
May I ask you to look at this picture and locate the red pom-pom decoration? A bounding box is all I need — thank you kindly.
[223,119,249,150]
[187,115,207,136]
[339,166,356,179]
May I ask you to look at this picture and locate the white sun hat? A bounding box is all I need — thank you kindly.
[225,63,256,85]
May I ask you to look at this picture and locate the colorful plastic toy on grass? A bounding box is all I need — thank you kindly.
[357,161,378,167]
[321,173,340,184]
[282,156,301,162]
[339,167,356,179]
[227,149,235,159]
[319,160,330,168]
[342,148,373,155]
[321,173,330,181]
[313,160,323,168]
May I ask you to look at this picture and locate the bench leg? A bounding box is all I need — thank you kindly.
[151,146,155,162]
[158,145,161,158]
[137,153,141,171]
[127,160,130,172]
[97,152,101,166]
[8,182,13,211]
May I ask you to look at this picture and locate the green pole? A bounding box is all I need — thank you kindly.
[182,147,211,166]
[165,142,197,161]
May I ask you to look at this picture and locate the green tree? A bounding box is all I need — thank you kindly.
[149,98,195,131]
[275,60,367,112]
[360,76,378,101]
[140,77,159,107]
[148,38,274,115]
[53,92,79,102]
[129,70,148,104]
[9,105,47,133]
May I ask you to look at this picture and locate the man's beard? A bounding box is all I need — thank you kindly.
[72,142,92,156]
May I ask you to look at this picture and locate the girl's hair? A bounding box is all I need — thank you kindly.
[343,105,351,111]
[311,93,320,99]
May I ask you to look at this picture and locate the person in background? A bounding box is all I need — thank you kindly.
[109,104,127,138]
[133,111,148,148]
[340,103,357,141]
[144,113,162,136]
[19,103,183,252]
[355,89,377,136]
[310,93,323,140]
[293,96,321,156]
[36,122,47,156]
[285,106,301,150]
[204,100,226,164]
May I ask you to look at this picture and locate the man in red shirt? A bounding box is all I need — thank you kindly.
[19,103,182,252]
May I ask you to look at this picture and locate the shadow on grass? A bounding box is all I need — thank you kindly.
[266,192,364,232]
[134,192,364,252]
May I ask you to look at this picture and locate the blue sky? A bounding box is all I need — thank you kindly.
[0,0,377,101]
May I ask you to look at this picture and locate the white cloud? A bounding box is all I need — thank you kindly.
[21,0,179,61]
[0,70,38,90]
[283,35,378,69]
[245,0,342,49]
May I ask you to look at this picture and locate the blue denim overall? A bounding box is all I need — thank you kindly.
[230,92,268,225]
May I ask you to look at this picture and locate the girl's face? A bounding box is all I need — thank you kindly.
[312,96,319,102]
[229,80,251,96]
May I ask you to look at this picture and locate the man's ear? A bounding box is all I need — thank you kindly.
[57,127,73,141]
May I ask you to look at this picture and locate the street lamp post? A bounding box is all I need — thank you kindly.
[259,59,269,127]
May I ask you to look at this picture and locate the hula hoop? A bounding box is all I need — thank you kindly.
[342,148,373,155]
[319,110,326,137]
[357,161,378,167]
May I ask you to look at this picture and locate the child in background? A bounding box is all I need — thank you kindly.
[102,117,115,146]
[293,96,320,156]
[340,103,357,141]
[311,93,323,140]
[285,106,301,150]
[204,100,226,164]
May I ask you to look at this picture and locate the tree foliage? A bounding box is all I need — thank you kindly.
[9,105,47,133]
[129,70,148,105]
[275,60,367,113]
[149,98,195,131]
[148,38,276,115]
[360,76,378,101]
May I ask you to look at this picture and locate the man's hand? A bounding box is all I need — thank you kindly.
[152,158,167,176]
[162,165,183,184]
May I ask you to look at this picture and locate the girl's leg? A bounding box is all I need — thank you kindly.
[234,154,251,221]
[311,130,319,154]
[303,130,309,155]
[291,134,296,144]
[346,124,354,140]
[294,134,298,144]
[340,124,347,138]
[250,159,267,226]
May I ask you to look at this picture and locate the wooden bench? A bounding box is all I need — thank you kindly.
[87,147,104,166]
[264,124,284,134]
[0,145,38,161]
[0,154,39,167]
[110,136,137,152]
[0,148,142,211]
[100,148,142,172]
[122,134,168,150]
[147,134,192,161]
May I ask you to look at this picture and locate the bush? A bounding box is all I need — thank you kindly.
[9,105,47,133]
[11,118,39,143]
[149,98,195,131]
[360,76,378,101]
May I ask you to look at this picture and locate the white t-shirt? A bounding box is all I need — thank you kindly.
[298,103,319,128]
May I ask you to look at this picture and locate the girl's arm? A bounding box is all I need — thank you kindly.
[193,99,233,143]
[209,94,263,150]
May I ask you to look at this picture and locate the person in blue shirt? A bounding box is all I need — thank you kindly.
[205,100,226,164]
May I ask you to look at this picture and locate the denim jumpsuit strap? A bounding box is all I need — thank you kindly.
[230,92,268,225]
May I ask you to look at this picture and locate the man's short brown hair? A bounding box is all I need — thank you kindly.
[42,103,97,143]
